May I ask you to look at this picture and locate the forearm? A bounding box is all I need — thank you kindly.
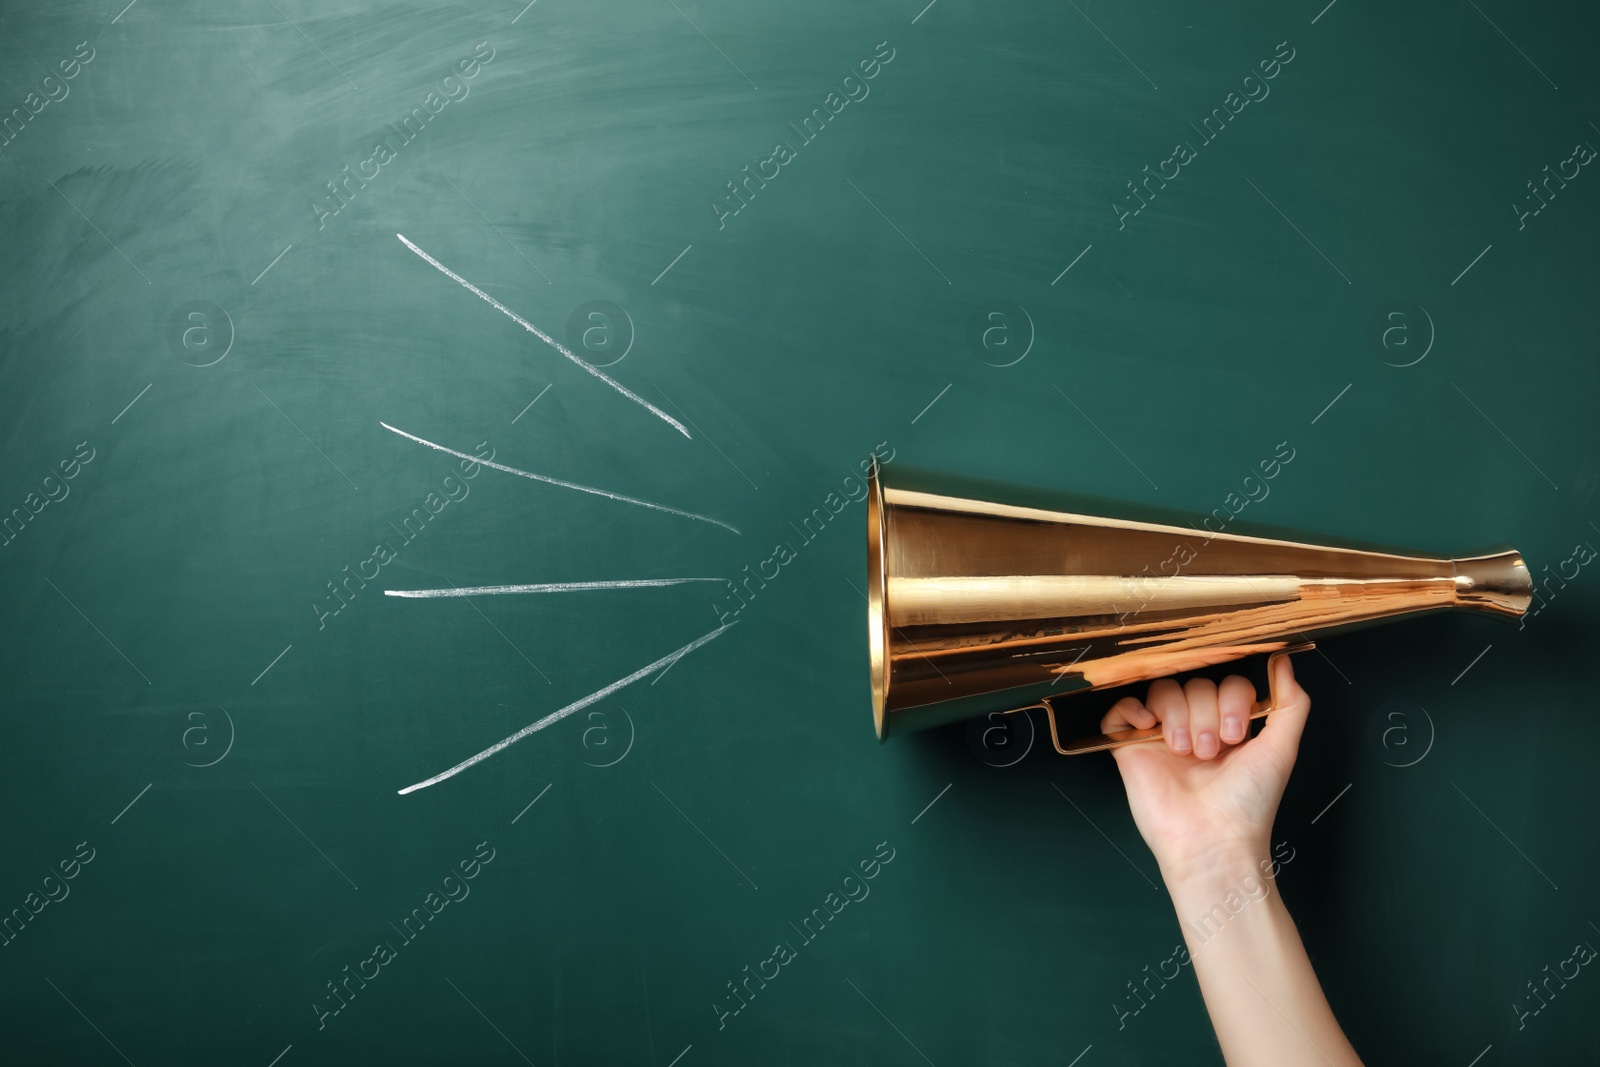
[1163,849,1363,1067]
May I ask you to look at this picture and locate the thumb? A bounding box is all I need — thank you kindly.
[1254,652,1311,767]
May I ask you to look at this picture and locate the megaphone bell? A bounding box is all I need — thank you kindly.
[865,462,1531,753]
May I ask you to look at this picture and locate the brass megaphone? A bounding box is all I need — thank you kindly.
[866,463,1531,753]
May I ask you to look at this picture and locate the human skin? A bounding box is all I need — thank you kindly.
[1099,654,1364,1066]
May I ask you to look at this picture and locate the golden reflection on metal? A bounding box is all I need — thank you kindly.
[866,462,1532,750]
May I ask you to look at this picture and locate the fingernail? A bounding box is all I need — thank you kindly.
[1222,716,1243,743]
[1196,731,1218,758]
[1171,727,1191,754]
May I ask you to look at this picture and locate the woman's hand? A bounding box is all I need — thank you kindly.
[1098,653,1311,885]
[1099,654,1364,1065]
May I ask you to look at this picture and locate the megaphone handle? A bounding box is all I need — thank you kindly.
[1039,642,1316,756]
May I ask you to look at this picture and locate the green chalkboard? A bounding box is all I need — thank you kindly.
[2,0,1597,1063]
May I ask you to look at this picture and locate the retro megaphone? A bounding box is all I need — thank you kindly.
[866,463,1531,753]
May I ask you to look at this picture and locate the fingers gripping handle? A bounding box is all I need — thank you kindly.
[1024,643,1315,757]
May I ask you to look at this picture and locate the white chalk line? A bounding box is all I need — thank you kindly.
[397,622,736,794]
[386,578,722,598]
[395,234,689,438]
[380,423,739,534]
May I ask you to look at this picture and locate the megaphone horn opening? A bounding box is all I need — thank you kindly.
[868,457,890,741]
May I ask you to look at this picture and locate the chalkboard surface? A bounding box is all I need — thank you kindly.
[2,1,1597,1064]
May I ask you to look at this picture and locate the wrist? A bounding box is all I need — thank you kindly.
[1161,844,1291,953]
[1157,839,1272,901]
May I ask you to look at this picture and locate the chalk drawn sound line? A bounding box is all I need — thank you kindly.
[397,622,735,795]
[394,233,690,438]
[379,423,739,534]
[385,578,723,598]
